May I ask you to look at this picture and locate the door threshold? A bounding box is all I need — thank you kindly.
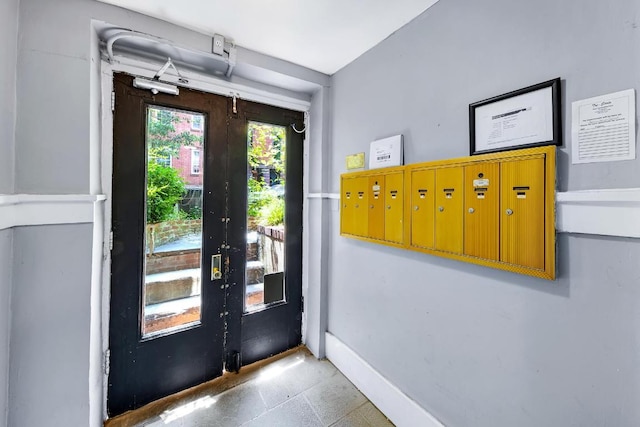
[104,345,309,426]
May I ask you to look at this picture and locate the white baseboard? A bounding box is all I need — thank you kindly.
[556,188,640,238]
[325,333,443,427]
[0,194,107,230]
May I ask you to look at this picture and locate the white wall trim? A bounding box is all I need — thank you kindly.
[0,194,107,230]
[307,192,339,199]
[325,333,444,427]
[556,188,640,238]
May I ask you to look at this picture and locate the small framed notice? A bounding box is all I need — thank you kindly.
[571,89,636,164]
[369,135,403,169]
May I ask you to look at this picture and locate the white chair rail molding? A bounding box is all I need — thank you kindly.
[0,194,107,230]
[556,188,640,238]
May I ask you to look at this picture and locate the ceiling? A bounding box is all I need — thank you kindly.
[97,0,440,75]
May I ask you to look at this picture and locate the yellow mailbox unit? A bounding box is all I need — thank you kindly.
[340,165,405,248]
[340,146,556,280]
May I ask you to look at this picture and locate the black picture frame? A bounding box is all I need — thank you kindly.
[469,78,562,155]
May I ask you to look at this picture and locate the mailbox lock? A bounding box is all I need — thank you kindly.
[468,208,475,214]
[370,205,374,209]
[414,205,419,211]
[387,205,391,210]
[506,209,514,216]
[355,204,359,208]
[438,206,444,212]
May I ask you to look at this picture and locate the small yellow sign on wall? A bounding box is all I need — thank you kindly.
[346,152,365,170]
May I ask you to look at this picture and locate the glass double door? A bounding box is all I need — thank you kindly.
[108,73,304,416]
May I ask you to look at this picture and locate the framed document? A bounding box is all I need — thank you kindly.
[469,78,561,155]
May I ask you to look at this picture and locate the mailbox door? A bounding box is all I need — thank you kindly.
[435,167,464,253]
[353,176,369,237]
[464,163,499,260]
[500,158,545,269]
[384,172,404,243]
[410,169,435,248]
[340,177,355,235]
[368,176,385,240]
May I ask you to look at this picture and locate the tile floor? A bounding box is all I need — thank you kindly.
[120,347,394,427]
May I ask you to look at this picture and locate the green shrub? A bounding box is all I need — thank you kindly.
[186,205,202,220]
[167,209,189,221]
[147,162,186,224]
[259,197,285,226]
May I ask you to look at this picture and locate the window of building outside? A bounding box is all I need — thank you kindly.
[191,149,201,174]
[191,116,203,131]
[156,155,171,167]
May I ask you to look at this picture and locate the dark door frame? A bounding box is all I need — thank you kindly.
[108,73,306,416]
[109,73,228,416]
[225,99,305,368]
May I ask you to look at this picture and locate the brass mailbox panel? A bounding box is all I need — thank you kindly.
[368,176,385,240]
[435,167,464,254]
[352,176,369,237]
[464,163,499,260]
[340,146,555,280]
[410,169,435,249]
[500,158,545,269]
[340,177,356,236]
[384,172,404,243]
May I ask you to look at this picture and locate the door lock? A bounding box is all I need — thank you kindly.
[506,209,514,216]
[211,254,222,280]
[438,206,444,212]
[468,208,475,214]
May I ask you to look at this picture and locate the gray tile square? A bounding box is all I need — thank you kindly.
[241,394,323,427]
[303,372,368,425]
[356,402,394,426]
[330,410,370,427]
[179,382,267,427]
[256,352,338,409]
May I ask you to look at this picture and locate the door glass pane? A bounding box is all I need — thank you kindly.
[143,106,205,337]
[246,122,287,311]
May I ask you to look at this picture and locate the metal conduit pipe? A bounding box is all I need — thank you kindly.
[104,30,236,77]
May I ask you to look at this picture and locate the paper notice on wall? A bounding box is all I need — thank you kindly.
[369,135,403,169]
[571,89,636,164]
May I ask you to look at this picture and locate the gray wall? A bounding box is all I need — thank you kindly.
[9,225,93,427]
[0,0,18,425]
[0,0,17,194]
[0,231,12,427]
[329,0,640,426]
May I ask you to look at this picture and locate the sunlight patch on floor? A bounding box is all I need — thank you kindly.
[159,395,217,424]
[258,356,304,382]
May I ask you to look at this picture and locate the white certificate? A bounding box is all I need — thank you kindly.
[475,87,553,151]
[470,78,560,155]
[571,89,636,164]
